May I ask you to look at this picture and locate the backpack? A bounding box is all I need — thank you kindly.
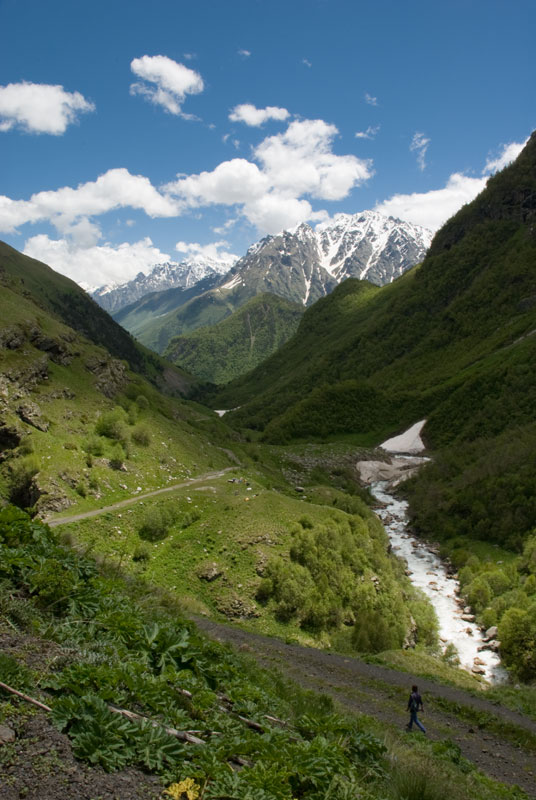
[409,694,419,712]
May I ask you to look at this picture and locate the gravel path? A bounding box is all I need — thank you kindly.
[193,616,536,797]
[42,468,235,527]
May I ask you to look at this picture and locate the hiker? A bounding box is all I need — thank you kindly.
[406,684,426,733]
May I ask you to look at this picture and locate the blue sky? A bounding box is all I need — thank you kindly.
[0,0,533,287]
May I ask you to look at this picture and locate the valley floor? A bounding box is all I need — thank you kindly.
[193,616,536,798]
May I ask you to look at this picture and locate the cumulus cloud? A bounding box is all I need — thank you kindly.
[229,103,290,127]
[364,93,378,106]
[254,119,372,201]
[175,240,238,265]
[375,172,487,231]
[376,136,529,231]
[164,118,373,234]
[238,49,251,58]
[483,138,528,174]
[0,81,94,135]
[166,158,269,207]
[165,118,372,234]
[0,168,178,235]
[410,131,430,171]
[355,124,380,140]
[130,55,203,116]
[23,235,172,287]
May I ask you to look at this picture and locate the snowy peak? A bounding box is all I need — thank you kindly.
[315,211,433,284]
[219,211,431,307]
[91,258,234,313]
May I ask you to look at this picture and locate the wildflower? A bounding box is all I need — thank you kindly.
[164,778,201,799]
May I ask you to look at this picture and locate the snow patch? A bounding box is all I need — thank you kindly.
[380,420,426,454]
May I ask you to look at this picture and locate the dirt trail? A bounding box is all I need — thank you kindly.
[193,616,536,797]
[42,468,235,527]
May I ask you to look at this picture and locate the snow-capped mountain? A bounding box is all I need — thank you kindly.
[91,258,234,314]
[219,211,433,306]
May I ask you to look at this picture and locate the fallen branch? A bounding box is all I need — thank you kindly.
[0,681,52,712]
[107,706,207,744]
[0,680,210,745]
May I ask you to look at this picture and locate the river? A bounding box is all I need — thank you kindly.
[358,423,507,684]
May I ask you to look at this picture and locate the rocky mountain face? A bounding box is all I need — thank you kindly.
[219,211,432,307]
[91,259,234,314]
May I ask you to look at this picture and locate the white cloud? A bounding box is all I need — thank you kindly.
[166,158,269,207]
[410,131,430,171]
[376,135,529,231]
[165,118,373,235]
[483,138,528,174]
[0,168,178,235]
[229,103,290,127]
[0,81,94,135]
[23,235,172,287]
[254,119,372,201]
[375,172,487,231]
[238,49,251,58]
[365,93,378,106]
[245,194,314,234]
[302,59,312,68]
[175,240,238,265]
[355,124,380,140]
[130,55,203,116]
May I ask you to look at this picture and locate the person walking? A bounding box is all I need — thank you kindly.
[406,684,426,733]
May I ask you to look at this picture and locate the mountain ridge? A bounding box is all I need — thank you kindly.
[119,211,431,353]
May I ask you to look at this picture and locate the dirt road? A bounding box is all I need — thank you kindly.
[193,616,536,797]
[42,468,235,527]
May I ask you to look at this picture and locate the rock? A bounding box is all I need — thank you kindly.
[198,562,223,582]
[472,666,486,675]
[484,625,498,641]
[0,724,15,744]
[295,486,304,492]
[461,613,476,622]
[17,401,49,431]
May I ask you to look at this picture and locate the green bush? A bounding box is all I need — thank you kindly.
[95,407,129,443]
[131,424,151,446]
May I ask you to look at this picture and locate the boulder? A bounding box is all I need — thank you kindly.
[198,562,223,582]
[484,626,499,641]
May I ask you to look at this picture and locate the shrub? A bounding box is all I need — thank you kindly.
[95,408,129,443]
[131,425,151,446]
[138,505,177,542]
[109,443,127,470]
[84,435,105,457]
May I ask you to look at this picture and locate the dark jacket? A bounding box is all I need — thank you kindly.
[408,691,423,712]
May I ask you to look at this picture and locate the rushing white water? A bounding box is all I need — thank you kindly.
[371,474,508,683]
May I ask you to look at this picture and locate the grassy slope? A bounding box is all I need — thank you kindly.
[129,282,256,354]
[0,243,434,658]
[0,241,195,395]
[164,293,304,384]
[2,508,526,800]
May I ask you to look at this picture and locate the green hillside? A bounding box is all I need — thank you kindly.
[164,293,304,383]
[127,281,256,353]
[0,241,433,657]
[0,241,195,396]
[208,132,536,448]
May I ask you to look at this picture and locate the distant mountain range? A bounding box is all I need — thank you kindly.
[109,211,432,354]
[91,258,234,314]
